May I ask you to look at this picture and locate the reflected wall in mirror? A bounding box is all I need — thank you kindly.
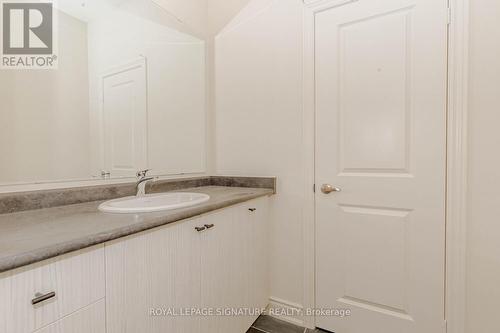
[0,0,206,185]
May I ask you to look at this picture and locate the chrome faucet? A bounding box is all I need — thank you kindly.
[136,169,154,197]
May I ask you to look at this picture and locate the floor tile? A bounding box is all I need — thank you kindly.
[251,315,305,333]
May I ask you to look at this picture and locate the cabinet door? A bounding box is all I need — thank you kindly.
[235,197,270,331]
[200,208,243,333]
[200,198,270,333]
[249,197,270,311]
[106,218,202,333]
[33,299,105,333]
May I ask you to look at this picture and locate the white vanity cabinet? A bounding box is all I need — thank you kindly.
[0,196,270,333]
[105,197,270,333]
[0,246,106,333]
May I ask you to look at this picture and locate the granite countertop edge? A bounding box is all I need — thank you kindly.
[0,187,273,274]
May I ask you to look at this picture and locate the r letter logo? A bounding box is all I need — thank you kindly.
[1,0,57,69]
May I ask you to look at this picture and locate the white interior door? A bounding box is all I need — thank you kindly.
[315,0,448,332]
[102,59,147,177]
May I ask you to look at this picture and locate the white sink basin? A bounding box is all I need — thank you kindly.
[98,192,210,214]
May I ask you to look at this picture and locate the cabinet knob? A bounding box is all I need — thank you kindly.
[195,226,206,232]
[248,208,257,212]
[204,224,215,229]
[32,291,56,305]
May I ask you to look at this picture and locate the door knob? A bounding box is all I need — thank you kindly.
[321,184,341,194]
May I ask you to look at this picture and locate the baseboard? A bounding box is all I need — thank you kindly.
[266,297,305,327]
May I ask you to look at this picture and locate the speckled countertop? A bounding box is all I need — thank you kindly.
[0,186,273,273]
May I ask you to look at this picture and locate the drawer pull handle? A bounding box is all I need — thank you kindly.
[32,292,56,305]
[195,226,206,232]
[249,208,257,212]
[204,224,215,229]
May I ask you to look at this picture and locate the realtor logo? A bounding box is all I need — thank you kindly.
[1,0,57,69]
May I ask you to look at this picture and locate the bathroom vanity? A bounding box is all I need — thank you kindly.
[0,1,275,332]
[0,178,274,333]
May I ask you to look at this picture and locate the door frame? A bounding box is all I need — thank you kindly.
[301,0,469,331]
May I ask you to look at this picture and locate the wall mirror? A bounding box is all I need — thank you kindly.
[0,0,207,185]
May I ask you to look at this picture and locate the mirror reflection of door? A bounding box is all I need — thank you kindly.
[102,58,148,178]
[0,0,207,185]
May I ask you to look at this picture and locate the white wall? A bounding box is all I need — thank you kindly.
[207,0,252,36]
[466,1,500,332]
[88,0,206,177]
[214,2,500,332]
[152,0,208,38]
[151,0,253,37]
[214,0,305,313]
[0,11,90,184]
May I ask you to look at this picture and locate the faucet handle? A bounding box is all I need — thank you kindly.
[136,169,151,178]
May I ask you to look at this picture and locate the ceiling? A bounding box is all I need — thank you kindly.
[56,0,128,22]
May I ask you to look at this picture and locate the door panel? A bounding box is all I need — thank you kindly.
[102,59,147,177]
[338,9,410,173]
[315,0,447,332]
[339,205,409,312]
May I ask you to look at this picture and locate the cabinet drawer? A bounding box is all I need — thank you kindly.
[0,245,105,333]
[33,299,105,333]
